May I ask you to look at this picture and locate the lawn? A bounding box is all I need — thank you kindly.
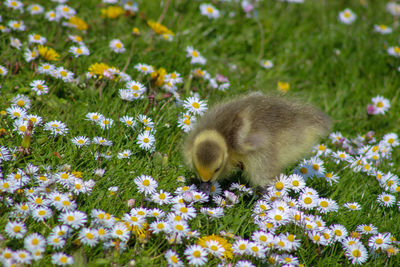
[0,0,399,266]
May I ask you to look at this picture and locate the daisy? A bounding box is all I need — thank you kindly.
[165,250,183,267]
[24,47,39,62]
[199,3,220,19]
[45,10,59,21]
[192,191,209,203]
[56,5,76,19]
[374,24,392,34]
[123,212,145,229]
[120,115,136,128]
[151,190,173,205]
[92,136,113,146]
[324,172,340,185]
[186,46,206,65]
[8,20,26,31]
[387,2,400,16]
[59,210,88,229]
[200,207,224,219]
[38,63,55,75]
[5,0,24,12]
[86,112,104,122]
[134,175,158,195]
[377,193,396,207]
[345,243,368,265]
[371,95,390,114]
[27,4,44,15]
[232,239,250,255]
[109,39,126,53]
[117,150,132,159]
[178,113,196,132]
[47,234,66,250]
[111,223,130,241]
[356,224,378,235]
[298,193,318,210]
[137,114,155,127]
[170,221,190,237]
[24,233,46,253]
[31,207,53,222]
[78,228,99,247]
[331,224,348,241]
[317,198,339,213]
[382,133,399,147]
[14,250,32,264]
[183,96,207,115]
[5,220,27,239]
[126,80,146,93]
[150,220,169,234]
[388,46,400,58]
[344,202,361,211]
[0,65,8,76]
[135,63,154,74]
[137,131,156,151]
[72,136,90,147]
[236,260,255,267]
[184,245,207,266]
[339,8,356,24]
[55,67,74,83]
[28,33,47,45]
[172,204,197,220]
[44,120,69,136]
[261,59,274,69]
[51,252,74,266]
[10,36,22,50]
[98,117,114,130]
[69,45,90,57]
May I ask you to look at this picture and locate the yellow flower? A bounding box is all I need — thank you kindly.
[132,27,140,35]
[277,81,290,93]
[147,20,174,36]
[197,234,233,259]
[69,16,88,31]
[72,171,82,178]
[101,6,125,19]
[151,67,167,87]
[37,45,60,61]
[88,62,110,79]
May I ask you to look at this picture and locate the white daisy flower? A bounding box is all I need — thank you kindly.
[134,175,158,195]
[183,96,207,115]
[199,3,220,19]
[109,39,126,53]
[137,131,156,152]
[338,8,356,24]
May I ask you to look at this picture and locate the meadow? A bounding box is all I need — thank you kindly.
[0,0,399,266]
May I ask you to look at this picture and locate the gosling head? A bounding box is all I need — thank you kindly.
[192,130,228,182]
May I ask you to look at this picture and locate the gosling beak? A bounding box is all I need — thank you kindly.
[197,168,212,182]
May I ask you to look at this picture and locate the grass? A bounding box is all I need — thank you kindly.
[0,0,399,266]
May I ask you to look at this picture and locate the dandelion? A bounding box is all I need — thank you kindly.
[109,39,126,53]
[277,81,290,93]
[37,45,60,61]
[339,8,356,24]
[147,20,174,35]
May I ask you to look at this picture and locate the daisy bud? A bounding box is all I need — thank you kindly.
[127,199,135,208]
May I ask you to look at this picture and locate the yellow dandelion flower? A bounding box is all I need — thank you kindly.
[147,20,174,36]
[197,234,233,259]
[132,27,140,35]
[88,62,110,79]
[151,67,167,87]
[71,171,82,178]
[277,81,290,93]
[69,16,88,31]
[37,45,60,61]
[101,6,125,19]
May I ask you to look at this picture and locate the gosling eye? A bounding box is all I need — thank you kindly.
[214,167,221,173]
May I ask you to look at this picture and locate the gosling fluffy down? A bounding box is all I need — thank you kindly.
[183,94,332,187]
